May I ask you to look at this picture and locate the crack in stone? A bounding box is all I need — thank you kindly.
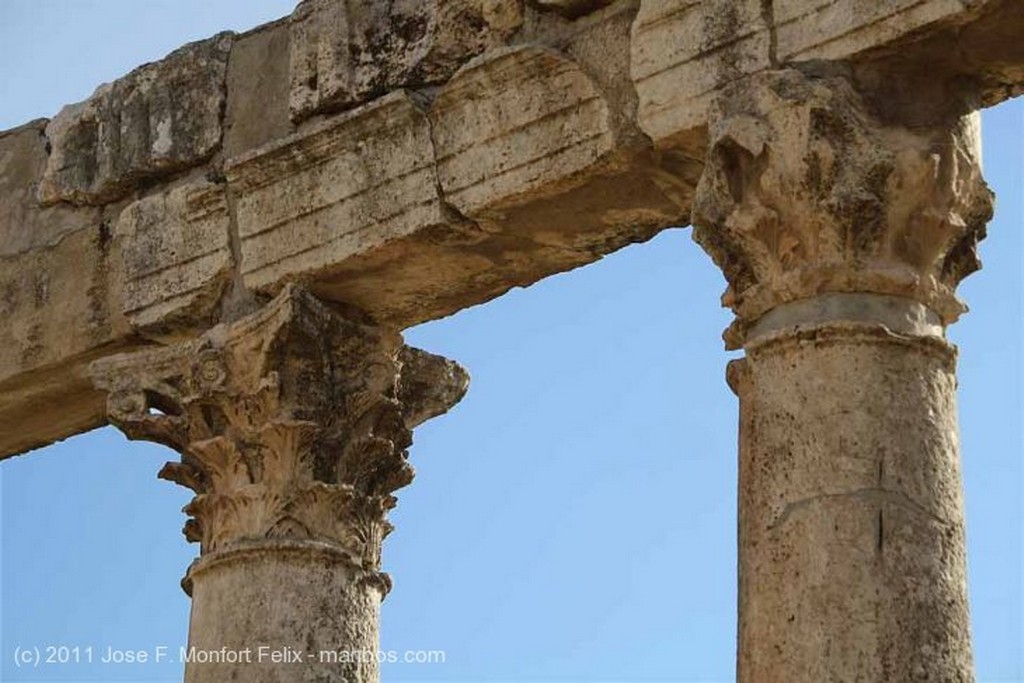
[216,180,262,323]
[767,487,952,531]
[761,0,778,67]
[422,101,593,261]
[421,102,466,228]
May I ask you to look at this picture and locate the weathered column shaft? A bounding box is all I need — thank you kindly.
[186,543,383,680]
[731,307,970,680]
[90,285,468,683]
[693,69,992,681]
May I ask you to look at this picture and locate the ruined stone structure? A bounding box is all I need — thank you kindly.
[1,0,1021,680]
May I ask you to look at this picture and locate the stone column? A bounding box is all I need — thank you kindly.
[692,69,993,682]
[90,285,468,683]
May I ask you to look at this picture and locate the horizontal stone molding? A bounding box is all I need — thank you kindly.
[226,91,444,293]
[631,0,772,147]
[117,180,233,331]
[774,0,965,62]
[431,45,616,217]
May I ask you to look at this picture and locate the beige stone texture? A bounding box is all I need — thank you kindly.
[0,121,135,457]
[0,122,99,256]
[116,180,233,334]
[38,34,233,207]
[288,0,523,122]
[631,0,773,148]
[0,0,1021,461]
[0,229,116,371]
[226,90,444,293]
[222,20,294,159]
[0,226,128,456]
[89,285,468,682]
[775,0,966,62]
[690,67,990,681]
[0,2,1022,681]
[185,545,383,683]
[528,0,615,18]
[848,0,1024,110]
[629,0,1017,149]
[692,68,992,348]
[731,324,972,682]
[432,46,615,216]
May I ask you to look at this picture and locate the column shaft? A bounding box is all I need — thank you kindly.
[185,544,382,681]
[691,67,993,681]
[732,322,971,681]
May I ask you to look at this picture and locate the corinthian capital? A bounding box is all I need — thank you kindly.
[90,285,468,591]
[692,68,993,347]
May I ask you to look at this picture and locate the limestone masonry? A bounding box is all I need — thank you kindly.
[1,0,1021,681]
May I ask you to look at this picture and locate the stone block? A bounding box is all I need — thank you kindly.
[288,0,523,121]
[116,180,233,332]
[226,91,444,292]
[0,122,99,256]
[0,226,120,379]
[38,34,232,206]
[223,22,294,159]
[631,0,772,147]
[775,0,965,62]
[431,46,615,217]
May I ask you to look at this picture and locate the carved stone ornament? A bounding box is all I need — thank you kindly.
[89,285,468,592]
[691,68,994,348]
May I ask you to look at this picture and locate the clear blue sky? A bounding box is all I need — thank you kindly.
[1,2,1020,681]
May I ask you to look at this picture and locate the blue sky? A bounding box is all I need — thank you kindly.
[1,2,1021,681]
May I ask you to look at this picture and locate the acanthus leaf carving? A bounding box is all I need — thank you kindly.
[90,285,468,588]
[691,69,994,348]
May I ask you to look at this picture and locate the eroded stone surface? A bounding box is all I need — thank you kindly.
[288,0,523,122]
[186,550,383,683]
[38,34,232,206]
[0,0,1021,463]
[631,0,772,148]
[528,0,615,18]
[227,91,444,293]
[116,180,233,334]
[691,68,993,347]
[432,46,615,216]
[0,3,1019,681]
[223,21,294,159]
[0,224,130,458]
[775,0,965,61]
[630,0,998,149]
[0,226,118,378]
[697,67,990,681]
[89,285,468,681]
[0,122,99,256]
[732,326,972,682]
[90,284,467,565]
